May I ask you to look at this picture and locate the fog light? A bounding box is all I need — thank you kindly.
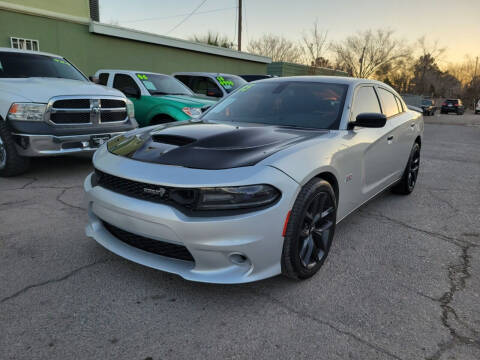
[229,253,249,265]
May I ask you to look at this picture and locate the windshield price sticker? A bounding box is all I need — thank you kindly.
[53,58,68,65]
[137,74,149,80]
[216,76,234,89]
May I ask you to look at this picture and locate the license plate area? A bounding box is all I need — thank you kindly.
[90,135,111,147]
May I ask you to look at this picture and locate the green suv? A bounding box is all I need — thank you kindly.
[94,70,217,126]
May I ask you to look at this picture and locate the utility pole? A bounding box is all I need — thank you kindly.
[238,0,242,51]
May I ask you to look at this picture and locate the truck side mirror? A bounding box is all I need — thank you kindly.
[123,87,141,99]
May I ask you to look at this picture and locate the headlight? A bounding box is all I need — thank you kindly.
[196,185,280,210]
[8,103,46,121]
[182,107,202,118]
[126,99,135,119]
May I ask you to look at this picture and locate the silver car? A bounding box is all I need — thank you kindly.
[84,77,423,284]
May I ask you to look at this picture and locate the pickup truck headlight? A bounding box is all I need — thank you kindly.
[8,103,46,121]
[196,185,280,210]
[182,107,202,118]
[126,99,135,119]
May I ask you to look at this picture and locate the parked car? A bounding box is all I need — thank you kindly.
[441,99,465,115]
[475,100,480,114]
[172,72,247,99]
[85,77,423,284]
[0,48,137,177]
[94,70,217,127]
[421,99,435,116]
[239,74,275,82]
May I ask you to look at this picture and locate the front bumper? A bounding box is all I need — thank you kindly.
[84,153,299,283]
[11,132,126,156]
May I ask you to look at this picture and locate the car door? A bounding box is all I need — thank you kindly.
[377,88,414,180]
[348,85,397,200]
[112,73,150,126]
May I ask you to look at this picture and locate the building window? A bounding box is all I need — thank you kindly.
[10,37,40,51]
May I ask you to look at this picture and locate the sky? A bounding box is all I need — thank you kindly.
[99,0,480,64]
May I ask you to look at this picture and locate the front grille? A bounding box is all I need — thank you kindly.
[53,99,90,109]
[51,112,90,124]
[103,221,194,262]
[94,169,198,208]
[48,97,127,125]
[101,99,125,108]
[101,111,127,122]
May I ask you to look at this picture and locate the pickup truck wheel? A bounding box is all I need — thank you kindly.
[392,143,420,195]
[281,178,337,280]
[0,121,30,177]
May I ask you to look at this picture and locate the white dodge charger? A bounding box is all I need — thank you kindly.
[84,77,423,283]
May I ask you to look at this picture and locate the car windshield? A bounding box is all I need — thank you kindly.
[136,73,193,96]
[215,75,247,93]
[0,51,86,81]
[203,81,348,130]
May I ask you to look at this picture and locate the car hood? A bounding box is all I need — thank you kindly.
[106,121,327,170]
[0,77,124,102]
[153,94,217,107]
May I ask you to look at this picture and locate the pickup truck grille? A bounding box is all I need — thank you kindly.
[47,97,128,125]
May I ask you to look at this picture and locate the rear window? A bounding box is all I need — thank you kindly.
[377,88,400,118]
[0,51,86,81]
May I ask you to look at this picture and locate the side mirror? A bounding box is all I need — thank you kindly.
[123,86,140,99]
[89,76,99,83]
[349,113,387,129]
[206,88,223,97]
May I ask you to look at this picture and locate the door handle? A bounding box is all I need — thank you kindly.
[410,123,415,128]
[387,135,394,141]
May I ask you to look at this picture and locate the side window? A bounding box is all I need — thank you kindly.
[394,95,404,113]
[377,88,399,118]
[191,76,221,97]
[98,73,109,86]
[112,74,140,94]
[351,86,381,121]
[174,75,192,87]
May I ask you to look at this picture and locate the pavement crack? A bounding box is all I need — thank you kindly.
[56,187,86,212]
[358,211,475,248]
[0,259,111,304]
[252,290,404,360]
[426,244,480,359]
[426,189,459,212]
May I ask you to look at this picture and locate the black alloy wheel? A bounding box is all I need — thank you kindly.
[282,179,337,280]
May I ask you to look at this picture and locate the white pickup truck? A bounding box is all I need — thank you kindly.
[0,48,138,176]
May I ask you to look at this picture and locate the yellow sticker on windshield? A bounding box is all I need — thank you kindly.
[53,58,68,65]
[216,76,234,89]
[136,74,149,80]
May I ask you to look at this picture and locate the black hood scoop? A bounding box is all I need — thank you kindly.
[108,121,326,169]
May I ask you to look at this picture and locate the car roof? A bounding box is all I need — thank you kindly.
[96,69,170,76]
[0,47,63,58]
[172,72,243,78]
[246,76,394,88]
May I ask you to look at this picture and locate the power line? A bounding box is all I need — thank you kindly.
[165,0,208,35]
[122,6,236,24]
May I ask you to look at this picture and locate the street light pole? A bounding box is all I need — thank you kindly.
[238,0,242,51]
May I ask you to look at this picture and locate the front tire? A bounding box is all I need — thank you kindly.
[0,121,30,177]
[392,143,420,195]
[281,179,337,280]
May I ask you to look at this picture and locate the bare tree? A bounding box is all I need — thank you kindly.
[247,34,304,63]
[302,20,329,66]
[189,31,235,49]
[332,29,409,78]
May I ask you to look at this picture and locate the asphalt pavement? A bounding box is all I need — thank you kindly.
[1,112,479,360]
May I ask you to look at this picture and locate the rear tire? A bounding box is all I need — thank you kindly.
[0,121,30,177]
[281,178,337,280]
[392,143,420,195]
